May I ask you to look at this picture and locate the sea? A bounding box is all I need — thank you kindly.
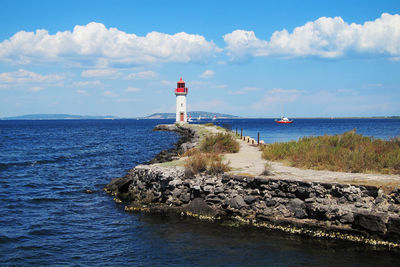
[1,118,400,266]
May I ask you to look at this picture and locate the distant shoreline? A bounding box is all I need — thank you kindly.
[1,114,399,120]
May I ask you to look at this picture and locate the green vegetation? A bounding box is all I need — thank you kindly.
[262,129,400,174]
[200,133,240,153]
[184,127,240,176]
[204,123,214,127]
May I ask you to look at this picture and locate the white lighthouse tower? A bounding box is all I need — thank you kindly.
[175,77,188,123]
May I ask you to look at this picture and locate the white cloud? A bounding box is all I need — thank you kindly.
[29,86,44,92]
[117,98,142,102]
[126,86,141,92]
[252,88,303,110]
[200,69,215,78]
[102,90,118,97]
[76,89,88,95]
[213,84,227,89]
[81,69,119,78]
[0,22,220,66]
[0,69,64,89]
[73,80,102,87]
[160,79,174,86]
[224,13,400,61]
[228,86,260,95]
[190,99,232,112]
[125,70,158,80]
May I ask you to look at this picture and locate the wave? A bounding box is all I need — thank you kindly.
[29,197,62,203]
[0,234,28,244]
[0,156,69,169]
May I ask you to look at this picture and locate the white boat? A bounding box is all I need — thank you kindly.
[197,115,201,121]
[275,116,293,124]
[188,116,193,122]
[212,115,216,121]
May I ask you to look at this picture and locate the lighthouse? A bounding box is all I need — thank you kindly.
[175,77,188,123]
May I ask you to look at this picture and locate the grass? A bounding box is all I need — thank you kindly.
[184,151,230,176]
[183,125,239,176]
[200,132,240,153]
[261,129,400,174]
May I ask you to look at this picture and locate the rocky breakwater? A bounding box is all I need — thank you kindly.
[147,124,198,164]
[105,125,400,248]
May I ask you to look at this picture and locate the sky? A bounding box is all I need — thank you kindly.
[0,0,399,118]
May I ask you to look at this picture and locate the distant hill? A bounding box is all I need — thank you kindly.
[1,114,119,120]
[145,111,239,119]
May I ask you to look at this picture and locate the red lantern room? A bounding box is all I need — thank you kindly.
[175,77,188,95]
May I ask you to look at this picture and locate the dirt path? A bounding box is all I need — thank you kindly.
[224,138,266,176]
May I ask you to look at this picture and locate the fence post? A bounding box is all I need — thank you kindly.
[241,128,243,139]
[257,132,260,145]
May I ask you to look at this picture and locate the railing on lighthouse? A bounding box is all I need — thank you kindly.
[175,77,188,95]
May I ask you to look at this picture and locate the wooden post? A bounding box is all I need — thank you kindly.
[257,132,260,145]
[241,128,243,139]
[236,127,237,135]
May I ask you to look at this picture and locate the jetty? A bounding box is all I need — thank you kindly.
[105,124,400,248]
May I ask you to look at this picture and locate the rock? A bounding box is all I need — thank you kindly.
[206,194,222,204]
[353,212,387,234]
[229,196,246,210]
[288,198,305,211]
[387,217,400,236]
[355,202,363,208]
[169,178,182,188]
[294,209,308,219]
[340,212,354,224]
[296,186,309,199]
[185,198,217,217]
[265,199,276,207]
[172,188,181,198]
[375,196,385,205]
[180,193,191,204]
[203,185,214,194]
[244,195,257,204]
[305,198,315,203]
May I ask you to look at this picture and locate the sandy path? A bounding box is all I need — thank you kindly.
[224,139,267,176]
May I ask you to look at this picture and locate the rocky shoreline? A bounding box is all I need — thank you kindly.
[105,124,400,248]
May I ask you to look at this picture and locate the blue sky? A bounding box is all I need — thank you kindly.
[1,0,399,118]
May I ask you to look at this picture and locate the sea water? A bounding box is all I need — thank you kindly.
[0,118,399,265]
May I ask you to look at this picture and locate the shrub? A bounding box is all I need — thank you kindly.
[262,130,400,174]
[262,162,273,176]
[184,152,231,176]
[184,152,208,176]
[200,133,240,153]
[204,123,214,126]
[207,153,231,175]
[181,148,199,157]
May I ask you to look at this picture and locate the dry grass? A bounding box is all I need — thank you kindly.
[184,151,230,176]
[200,133,240,153]
[262,129,400,175]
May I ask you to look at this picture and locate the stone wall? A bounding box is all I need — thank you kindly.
[106,164,400,245]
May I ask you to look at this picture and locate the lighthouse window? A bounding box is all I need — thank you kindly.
[181,103,183,107]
